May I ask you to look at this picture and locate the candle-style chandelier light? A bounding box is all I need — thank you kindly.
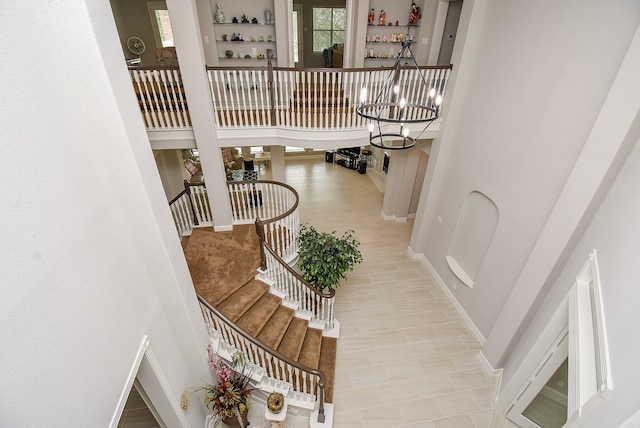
[357,8,443,150]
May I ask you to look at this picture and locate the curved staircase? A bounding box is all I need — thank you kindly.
[183,225,336,409]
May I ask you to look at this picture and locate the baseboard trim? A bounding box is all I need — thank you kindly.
[213,224,233,232]
[379,212,408,223]
[407,247,502,378]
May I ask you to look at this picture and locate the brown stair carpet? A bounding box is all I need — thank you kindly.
[183,225,335,404]
[297,328,323,370]
[236,292,281,336]
[276,317,308,361]
[184,226,260,305]
[216,279,268,322]
[257,306,295,350]
[318,337,337,404]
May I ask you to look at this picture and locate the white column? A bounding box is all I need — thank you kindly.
[270,145,286,183]
[274,0,293,67]
[381,149,421,222]
[166,0,233,230]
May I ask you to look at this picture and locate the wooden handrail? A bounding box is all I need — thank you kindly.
[206,63,454,72]
[262,240,335,299]
[197,293,327,422]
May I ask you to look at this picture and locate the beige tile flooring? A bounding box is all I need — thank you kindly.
[244,158,515,427]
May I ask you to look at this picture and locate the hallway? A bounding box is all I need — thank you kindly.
[274,158,508,428]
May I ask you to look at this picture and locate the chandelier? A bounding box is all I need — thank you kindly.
[357,23,442,150]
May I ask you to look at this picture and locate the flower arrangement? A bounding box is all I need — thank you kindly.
[182,347,255,428]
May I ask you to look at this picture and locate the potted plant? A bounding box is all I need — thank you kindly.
[182,347,254,428]
[296,223,363,292]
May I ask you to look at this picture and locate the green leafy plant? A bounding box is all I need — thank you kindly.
[296,223,363,291]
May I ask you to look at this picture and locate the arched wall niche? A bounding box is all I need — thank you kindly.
[446,190,499,288]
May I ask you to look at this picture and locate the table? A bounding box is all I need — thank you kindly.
[254,152,271,169]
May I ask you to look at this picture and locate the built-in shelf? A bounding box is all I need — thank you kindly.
[367,24,418,27]
[445,256,474,288]
[217,40,276,43]
[218,57,276,60]
[214,22,275,27]
[214,5,277,66]
[366,41,414,44]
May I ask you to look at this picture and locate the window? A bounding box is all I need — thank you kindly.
[148,2,175,48]
[505,250,612,427]
[312,7,346,53]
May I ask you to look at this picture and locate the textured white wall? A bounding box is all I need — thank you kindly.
[0,1,210,425]
[411,0,640,350]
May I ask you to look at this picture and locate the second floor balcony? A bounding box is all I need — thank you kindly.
[130,62,452,149]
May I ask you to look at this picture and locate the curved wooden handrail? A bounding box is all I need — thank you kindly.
[128,65,181,71]
[261,237,335,299]
[206,63,454,73]
[197,293,327,421]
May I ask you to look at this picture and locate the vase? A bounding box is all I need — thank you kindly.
[264,8,272,24]
[222,409,249,428]
[215,4,225,24]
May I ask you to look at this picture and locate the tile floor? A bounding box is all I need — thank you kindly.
[244,157,516,428]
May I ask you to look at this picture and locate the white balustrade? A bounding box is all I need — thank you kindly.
[129,68,190,130]
[199,298,323,405]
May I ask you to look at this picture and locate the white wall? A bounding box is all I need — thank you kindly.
[410,0,640,364]
[0,1,210,425]
[155,150,189,201]
[502,132,640,428]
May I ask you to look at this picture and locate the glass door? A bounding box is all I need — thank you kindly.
[507,331,569,428]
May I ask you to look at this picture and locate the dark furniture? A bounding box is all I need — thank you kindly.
[335,147,361,170]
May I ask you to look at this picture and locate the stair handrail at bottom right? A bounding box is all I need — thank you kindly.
[197,294,327,423]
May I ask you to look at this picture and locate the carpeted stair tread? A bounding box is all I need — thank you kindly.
[276,317,309,361]
[216,280,269,322]
[184,226,261,306]
[236,292,282,337]
[297,328,323,369]
[318,337,337,403]
[256,306,295,350]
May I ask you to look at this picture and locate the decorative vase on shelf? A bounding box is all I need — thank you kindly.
[265,8,272,24]
[215,3,225,23]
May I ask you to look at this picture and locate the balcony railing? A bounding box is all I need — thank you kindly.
[130,63,452,131]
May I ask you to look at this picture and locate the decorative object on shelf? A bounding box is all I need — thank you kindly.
[368,8,375,25]
[215,3,225,23]
[231,33,243,41]
[225,50,233,58]
[357,11,442,151]
[251,17,258,24]
[222,34,228,41]
[181,347,254,428]
[297,223,363,292]
[232,16,238,23]
[250,36,256,41]
[395,20,399,26]
[265,8,272,24]
[244,54,251,59]
[382,34,387,43]
[379,9,386,26]
[241,14,249,24]
[266,48,274,59]
[409,2,422,26]
[267,34,273,42]
[258,35,264,42]
[267,392,285,414]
